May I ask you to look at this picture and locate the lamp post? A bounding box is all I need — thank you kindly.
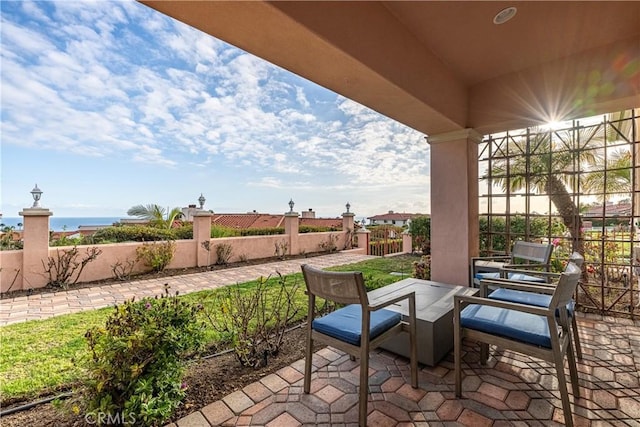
[345,202,351,213]
[288,199,295,213]
[30,184,43,208]
[198,193,206,209]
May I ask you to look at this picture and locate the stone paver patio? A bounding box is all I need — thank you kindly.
[169,312,640,427]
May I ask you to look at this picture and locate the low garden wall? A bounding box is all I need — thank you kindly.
[0,212,372,293]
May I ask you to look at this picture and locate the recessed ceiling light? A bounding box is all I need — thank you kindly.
[493,6,517,25]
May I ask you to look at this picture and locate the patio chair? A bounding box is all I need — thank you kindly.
[301,264,418,427]
[485,251,585,359]
[454,262,582,427]
[470,240,554,287]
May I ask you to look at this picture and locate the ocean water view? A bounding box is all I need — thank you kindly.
[0,217,123,232]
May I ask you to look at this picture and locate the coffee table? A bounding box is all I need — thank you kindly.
[367,278,478,366]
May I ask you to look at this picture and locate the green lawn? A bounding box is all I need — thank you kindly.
[0,254,418,403]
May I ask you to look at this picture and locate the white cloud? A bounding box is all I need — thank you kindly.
[1,0,430,218]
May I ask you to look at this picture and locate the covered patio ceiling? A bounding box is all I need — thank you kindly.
[141,1,639,137]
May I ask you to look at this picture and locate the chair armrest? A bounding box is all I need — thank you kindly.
[454,294,550,317]
[479,279,555,297]
[471,255,510,264]
[503,263,550,270]
[367,290,415,311]
[501,267,560,279]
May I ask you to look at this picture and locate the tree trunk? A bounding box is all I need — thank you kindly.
[546,175,584,256]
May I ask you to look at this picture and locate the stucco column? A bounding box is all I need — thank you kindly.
[428,129,481,286]
[193,211,212,267]
[402,231,412,254]
[19,208,52,289]
[284,212,299,255]
[355,228,370,253]
[342,212,355,249]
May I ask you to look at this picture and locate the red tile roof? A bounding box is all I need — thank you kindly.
[300,218,342,229]
[211,214,343,229]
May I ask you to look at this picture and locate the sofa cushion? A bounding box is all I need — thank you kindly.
[312,304,401,346]
[460,304,552,348]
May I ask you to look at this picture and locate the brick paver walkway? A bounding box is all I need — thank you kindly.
[169,312,640,426]
[0,251,376,326]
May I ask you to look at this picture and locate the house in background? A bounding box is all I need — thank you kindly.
[367,211,427,227]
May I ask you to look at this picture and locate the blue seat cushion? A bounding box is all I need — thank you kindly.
[460,304,552,348]
[475,272,547,283]
[489,288,575,316]
[312,304,401,346]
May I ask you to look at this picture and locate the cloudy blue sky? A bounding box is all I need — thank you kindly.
[1,0,429,220]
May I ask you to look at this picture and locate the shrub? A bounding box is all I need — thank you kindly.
[274,239,288,260]
[205,274,301,367]
[240,227,285,236]
[408,216,430,254]
[211,224,240,238]
[318,234,339,253]
[299,225,340,233]
[136,241,176,272]
[82,286,206,426]
[215,243,233,265]
[43,246,103,288]
[412,255,431,280]
[91,224,192,244]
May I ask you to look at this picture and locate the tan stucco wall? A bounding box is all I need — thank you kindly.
[0,251,24,292]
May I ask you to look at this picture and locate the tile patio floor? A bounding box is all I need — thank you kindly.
[170,313,640,427]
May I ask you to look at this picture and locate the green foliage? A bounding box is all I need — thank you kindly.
[210,225,285,238]
[408,216,430,254]
[91,224,192,243]
[82,286,206,426]
[126,204,184,229]
[412,255,431,280]
[215,243,233,265]
[211,224,241,238]
[240,227,284,236]
[204,274,301,368]
[0,226,22,251]
[479,216,567,254]
[299,225,340,233]
[136,241,176,272]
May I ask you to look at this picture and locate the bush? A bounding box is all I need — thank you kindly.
[412,255,431,280]
[240,227,284,236]
[299,225,340,233]
[215,243,233,265]
[408,216,430,254]
[91,224,192,243]
[211,224,241,238]
[82,286,206,426]
[205,274,301,368]
[136,241,176,272]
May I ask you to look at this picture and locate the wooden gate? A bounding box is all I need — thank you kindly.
[369,225,403,256]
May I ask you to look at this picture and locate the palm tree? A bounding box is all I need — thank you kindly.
[127,204,183,229]
[489,110,636,254]
[581,150,632,202]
